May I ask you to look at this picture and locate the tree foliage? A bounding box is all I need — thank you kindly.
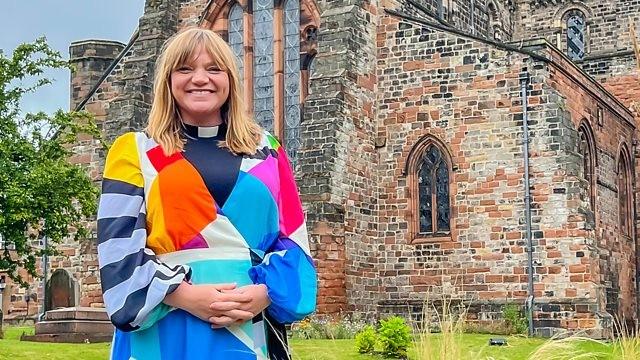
[0,38,100,287]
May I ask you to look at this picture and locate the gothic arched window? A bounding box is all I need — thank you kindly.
[618,148,633,236]
[486,1,502,41]
[418,145,450,233]
[578,122,596,210]
[253,0,276,130]
[405,137,453,242]
[228,3,244,83]
[566,10,587,61]
[283,0,302,165]
[437,0,444,20]
[209,0,319,158]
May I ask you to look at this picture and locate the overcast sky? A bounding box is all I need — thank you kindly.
[0,0,145,114]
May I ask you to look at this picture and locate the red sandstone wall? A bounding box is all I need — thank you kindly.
[373,10,636,335]
[545,48,637,321]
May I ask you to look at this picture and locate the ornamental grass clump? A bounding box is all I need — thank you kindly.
[612,318,640,360]
[526,335,605,360]
[415,295,467,360]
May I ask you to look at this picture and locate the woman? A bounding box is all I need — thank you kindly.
[97,27,317,360]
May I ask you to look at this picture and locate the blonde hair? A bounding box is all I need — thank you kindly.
[146,27,262,155]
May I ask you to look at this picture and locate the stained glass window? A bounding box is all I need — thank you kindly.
[618,153,631,236]
[253,0,275,131]
[284,0,301,168]
[436,161,450,231]
[567,11,586,61]
[578,127,594,210]
[229,3,244,84]
[220,0,312,145]
[418,145,450,234]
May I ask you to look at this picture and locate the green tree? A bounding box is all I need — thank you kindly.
[0,38,100,287]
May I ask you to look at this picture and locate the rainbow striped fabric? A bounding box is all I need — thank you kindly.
[97,128,317,359]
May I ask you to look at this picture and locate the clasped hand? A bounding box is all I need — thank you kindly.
[207,283,271,328]
[165,282,270,328]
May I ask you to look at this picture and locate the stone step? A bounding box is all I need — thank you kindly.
[21,332,113,344]
[35,319,114,334]
[43,307,109,321]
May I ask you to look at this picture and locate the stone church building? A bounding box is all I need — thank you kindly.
[2,0,639,337]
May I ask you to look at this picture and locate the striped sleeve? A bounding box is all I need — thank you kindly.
[97,132,191,332]
[248,141,317,323]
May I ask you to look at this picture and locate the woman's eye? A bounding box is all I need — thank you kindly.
[176,66,192,72]
[208,68,221,72]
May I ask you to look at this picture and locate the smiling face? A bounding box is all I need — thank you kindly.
[170,46,230,127]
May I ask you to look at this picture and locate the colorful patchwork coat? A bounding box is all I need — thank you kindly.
[97,123,317,359]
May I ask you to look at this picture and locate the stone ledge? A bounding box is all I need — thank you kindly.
[43,307,109,321]
[35,319,114,334]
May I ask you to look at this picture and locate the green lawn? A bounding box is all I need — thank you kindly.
[0,327,110,360]
[0,326,620,360]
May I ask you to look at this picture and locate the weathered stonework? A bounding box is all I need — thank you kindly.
[5,0,638,337]
[372,6,637,333]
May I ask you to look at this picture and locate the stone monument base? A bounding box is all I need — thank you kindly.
[21,307,113,343]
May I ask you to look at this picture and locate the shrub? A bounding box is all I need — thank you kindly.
[502,303,528,335]
[290,315,368,340]
[289,318,324,339]
[377,316,412,359]
[354,325,377,354]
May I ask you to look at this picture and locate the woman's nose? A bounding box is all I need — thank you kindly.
[191,68,209,84]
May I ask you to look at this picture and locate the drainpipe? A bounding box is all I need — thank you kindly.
[520,70,535,337]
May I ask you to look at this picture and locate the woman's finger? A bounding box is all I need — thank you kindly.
[209,301,242,311]
[219,309,254,321]
[214,291,252,303]
[209,315,235,326]
[213,283,237,291]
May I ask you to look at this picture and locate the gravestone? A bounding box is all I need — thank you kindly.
[22,270,112,343]
[21,307,113,343]
[45,269,79,311]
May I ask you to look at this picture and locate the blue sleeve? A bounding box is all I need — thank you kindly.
[249,238,317,323]
[248,141,317,323]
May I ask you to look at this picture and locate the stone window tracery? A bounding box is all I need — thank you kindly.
[418,145,450,233]
[437,0,444,20]
[406,137,453,243]
[212,0,319,158]
[618,148,633,237]
[487,1,502,41]
[578,123,596,210]
[228,3,244,83]
[253,0,276,131]
[283,0,301,166]
[566,9,587,61]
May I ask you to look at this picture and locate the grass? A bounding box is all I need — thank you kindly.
[289,339,387,359]
[0,327,620,360]
[0,326,110,360]
[0,325,630,360]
